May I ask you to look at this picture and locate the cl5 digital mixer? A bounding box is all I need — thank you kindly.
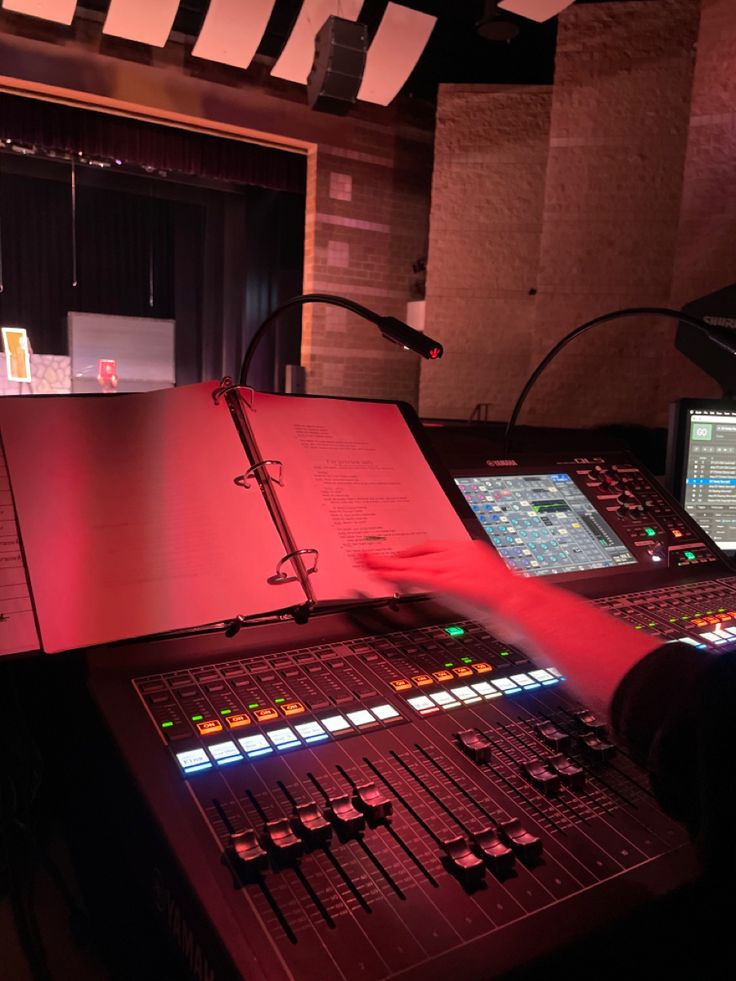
[84,450,734,981]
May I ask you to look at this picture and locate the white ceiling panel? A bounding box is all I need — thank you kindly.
[103,0,180,47]
[2,0,76,24]
[357,2,436,107]
[192,0,276,70]
[497,0,574,23]
[270,0,363,84]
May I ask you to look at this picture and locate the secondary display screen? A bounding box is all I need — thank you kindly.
[683,409,736,551]
[456,473,637,577]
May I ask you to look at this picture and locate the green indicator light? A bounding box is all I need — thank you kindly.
[444,662,454,668]
[706,610,714,616]
[275,698,285,704]
[685,551,696,561]
[645,527,656,537]
[681,616,689,621]
[500,650,510,657]
[648,622,656,628]
[669,618,677,623]
[248,702,259,709]
[718,608,726,613]
[461,657,473,664]
[220,708,232,715]
[191,714,204,722]
[161,721,173,728]
[634,625,643,630]
[444,625,465,637]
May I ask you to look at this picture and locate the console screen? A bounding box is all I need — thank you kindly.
[455,473,637,576]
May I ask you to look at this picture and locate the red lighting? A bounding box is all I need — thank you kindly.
[429,347,442,359]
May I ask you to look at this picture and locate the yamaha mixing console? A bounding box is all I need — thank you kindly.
[83,451,734,981]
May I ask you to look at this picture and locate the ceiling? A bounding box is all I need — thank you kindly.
[73,0,634,102]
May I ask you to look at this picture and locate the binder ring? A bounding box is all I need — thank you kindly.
[233,460,284,490]
[268,548,319,585]
[212,378,254,409]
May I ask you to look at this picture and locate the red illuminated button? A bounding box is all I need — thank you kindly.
[432,670,454,683]
[282,701,306,717]
[389,679,412,692]
[225,712,252,730]
[411,674,433,687]
[452,666,473,678]
[471,662,492,674]
[196,719,223,737]
[254,707,280,724]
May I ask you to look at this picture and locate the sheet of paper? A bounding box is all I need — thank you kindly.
[0,442,40,655]
[0,383,304,653]
[247,393,471,602]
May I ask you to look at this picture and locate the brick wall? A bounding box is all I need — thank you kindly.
[419,85,552,420]
[421,0,701,427]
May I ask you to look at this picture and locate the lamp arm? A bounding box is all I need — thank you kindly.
[504,307,727,453]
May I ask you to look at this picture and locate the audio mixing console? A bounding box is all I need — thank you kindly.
[83,450,734,981]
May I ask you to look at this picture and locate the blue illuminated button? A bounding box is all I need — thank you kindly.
[208,740,243,765]
[510,673,541,689]
[321,714,351,734]
[175,747,212,774]
[471,681,502,699]
[491,677,521,694]
[266,727,301,751]
[370,703,402,723]
[294,720,329,743]
[238,733,273,758]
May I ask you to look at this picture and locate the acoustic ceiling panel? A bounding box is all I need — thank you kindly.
[357,2,436,107]
[497,0,574,23]
[192,0,277,70]
[270,0,363,84]
[1,0,76,24]
[103,0,180,47]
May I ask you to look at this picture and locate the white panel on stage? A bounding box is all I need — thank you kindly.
[102,0,179,47]
[270,0,363,84]
[1,0,76,24]
[497,0,574,23]
[192,0,276,70]
[68,313,175,393]
[357,2,436,107]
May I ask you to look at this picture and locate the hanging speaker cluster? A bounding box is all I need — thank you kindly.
[306,16,368,116]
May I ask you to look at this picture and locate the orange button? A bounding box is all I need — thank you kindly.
[254,707,280,723]
[411,674,433,687]
[282,701,306,716]
[452,666,473,678]
[432,670,453,683]
[196,719,223,736]
[672,529,683,538]
[390,679,412,692]
[225,712,251,729]
[472,662,492,674]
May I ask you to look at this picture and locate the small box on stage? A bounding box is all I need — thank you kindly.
[307,16,368,116]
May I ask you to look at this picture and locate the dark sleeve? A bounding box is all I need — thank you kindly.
[610,642,736,875]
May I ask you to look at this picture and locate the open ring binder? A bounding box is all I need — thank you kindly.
[233,460,284,490]
[268,548,319,585]
[212,377,254,409]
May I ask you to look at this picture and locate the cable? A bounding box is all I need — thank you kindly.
[503,307,730,453]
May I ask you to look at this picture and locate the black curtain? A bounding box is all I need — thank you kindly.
[0,153,305,390]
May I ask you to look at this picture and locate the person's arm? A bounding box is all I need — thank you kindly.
[361,539,662,720]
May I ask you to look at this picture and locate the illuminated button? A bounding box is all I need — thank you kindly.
[471,681,501,699]
[294,720,329,744]
[471,662,492,674]
[208,740,243,765]
[452,666,474,678]
[430,691,460,710]
[389,679,412,692]
[346,709,377,729]
[644,527,657,537]
[684,551,696,561]
[175,748,212,774]
[196,719,224,737]
[672,529,683,538]
[253,707,280,724]
[449,685,481,703]
[411,674,434,687]
[238,734,273,758]
[321,714,351,734]
[529,669,556,684]
[407,695,438,714]
[266,727,301,751]
[371,703,402,722]
[510,673,540,688]
[282,701,306,717]
[444,625,465,637]
[225,712,252,729]
[491,677,521,694]
[432,670,454,683]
